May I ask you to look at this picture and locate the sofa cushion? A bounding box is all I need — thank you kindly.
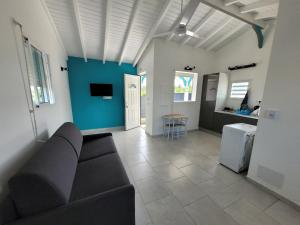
[70,153,129,201]
[0,195,18,225]
[53,122,83,158]
[79,135,117,162]
[8,136,78,217]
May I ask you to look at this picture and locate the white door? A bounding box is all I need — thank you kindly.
[125,74,140,130]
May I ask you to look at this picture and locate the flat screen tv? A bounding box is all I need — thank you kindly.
[90,83,113,96]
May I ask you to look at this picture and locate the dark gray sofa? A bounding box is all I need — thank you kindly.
[0,122,135,225]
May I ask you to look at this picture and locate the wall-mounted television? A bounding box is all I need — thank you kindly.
[90,83,113,97]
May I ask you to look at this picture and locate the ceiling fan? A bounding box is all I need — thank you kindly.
[155,0,201,39]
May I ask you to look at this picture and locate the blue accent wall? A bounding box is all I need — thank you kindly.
[67,57,137,130]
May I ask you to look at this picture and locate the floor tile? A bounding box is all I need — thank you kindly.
[136,194,152,225]
[197,178,229,194]
[166,177,206,206]
[187,154,218,174]
[225,199,280,225]
[240,181,278,210]
[146,195,195,225]
[266,201,300,225]
[135,177,170,204]
[180,164,213,184]
[112,129,294,225]
[171,156,193,168]
[144,153,171,167]
[210,165,242,186]
[126,153,146,166]
[185,196,239,225]
[152,164,184,181]
[130,162,156,181]
[207,180,244,208]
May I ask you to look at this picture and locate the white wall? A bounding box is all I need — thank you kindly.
[151,39,215,135]
[0,0,72,197]
[214,27,275,109]
[248,0,300,206]
[138,42,155,135]
[139,28,276,135]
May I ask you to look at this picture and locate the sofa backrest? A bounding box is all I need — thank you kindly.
[8,136,78,217]
[53,122,83,158]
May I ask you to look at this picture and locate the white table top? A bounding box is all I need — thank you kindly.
[162,114,188,119]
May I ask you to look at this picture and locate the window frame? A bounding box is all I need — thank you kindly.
[24,39,55,106]
[173,71,198,103]
[229,80,250,99]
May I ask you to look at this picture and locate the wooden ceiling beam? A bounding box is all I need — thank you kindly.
[119,0,144,65]
[41,0,67,56]
[103,0,112,64]
[224,0,240,6]
[181,8,216,45]
[195,17,233,48]
[199,0,265,28]
[206,21,247,51]
[133,0,173,66]
[255,10,277,20]
[240,0,278,14]
[72,0,87,62]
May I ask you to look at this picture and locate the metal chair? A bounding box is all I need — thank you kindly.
[171,117,188,139]
[163,115,188,140]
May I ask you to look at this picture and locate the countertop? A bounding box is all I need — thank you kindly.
[215,110,259,120]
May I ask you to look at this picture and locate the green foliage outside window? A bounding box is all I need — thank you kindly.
[174,86,193,93]
[141,87,146,96]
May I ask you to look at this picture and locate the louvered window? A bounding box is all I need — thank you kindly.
[230,82,249,99]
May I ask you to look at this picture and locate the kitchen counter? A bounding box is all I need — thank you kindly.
[200,110,259,133]
[215,110,259,120]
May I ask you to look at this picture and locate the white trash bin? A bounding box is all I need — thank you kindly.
[219,123,257,173]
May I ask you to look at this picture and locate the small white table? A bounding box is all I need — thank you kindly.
[162,114,188,139]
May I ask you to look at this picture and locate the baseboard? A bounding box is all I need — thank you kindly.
[246,177,300,211]
[81,126,124,135]
[198,127,222,137]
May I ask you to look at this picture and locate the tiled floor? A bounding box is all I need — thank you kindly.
[112,128,300,225]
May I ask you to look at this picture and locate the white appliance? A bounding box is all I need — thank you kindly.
[219,123,257,173]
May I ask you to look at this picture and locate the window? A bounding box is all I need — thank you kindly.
[24,39,55,106]
[230,81,249,99]
[174,71,198,102]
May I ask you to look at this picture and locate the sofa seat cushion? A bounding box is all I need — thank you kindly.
[70,153,129,201]
[79,135,117,162]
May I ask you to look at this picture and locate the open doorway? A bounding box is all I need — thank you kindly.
[140,74,146,129]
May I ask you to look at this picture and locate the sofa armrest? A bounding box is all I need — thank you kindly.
[82,133,112,142]
[7,185,135,225]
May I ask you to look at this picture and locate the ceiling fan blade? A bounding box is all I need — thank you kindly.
[186,30,200,39]
[153,31,173,38]
[179,0,201,26]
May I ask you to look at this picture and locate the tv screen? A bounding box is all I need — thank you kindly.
[90,83,113,96]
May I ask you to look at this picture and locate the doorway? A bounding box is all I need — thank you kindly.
[140,74,146,129]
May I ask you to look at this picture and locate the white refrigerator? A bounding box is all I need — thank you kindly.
[219,123,257,173]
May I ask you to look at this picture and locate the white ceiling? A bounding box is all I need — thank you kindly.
[44,0,278,65]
